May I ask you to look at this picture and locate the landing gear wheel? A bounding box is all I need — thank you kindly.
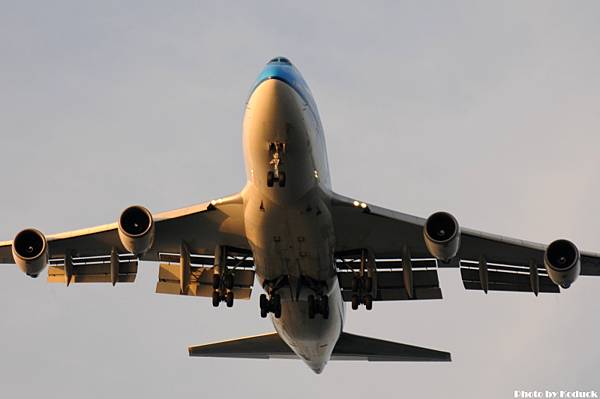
[259,293,268,318]
[212,290,220,307]
[307,295,316,319]
[321,295,329,319]
[363,295,373,310]
[260,294,268,309]
[267,171,274,187]
[278,172,286,187]
[212,274,220,290]
[351,294,360,310]
[224,274,234,290]
[226,291,234,308]
[272,294,282,318]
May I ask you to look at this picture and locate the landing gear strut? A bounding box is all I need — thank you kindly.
[267,142,286,188]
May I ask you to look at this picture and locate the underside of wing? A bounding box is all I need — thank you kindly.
[0,193,251,291]
[330,191,600,296]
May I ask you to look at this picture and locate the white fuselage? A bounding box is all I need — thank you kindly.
[241,77,344,373]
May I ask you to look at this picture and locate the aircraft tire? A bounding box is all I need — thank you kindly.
[212,290,220,307]
[267,171,274,187]
[278,172,286,187]
[226,291,234,308]
[260,294,269,310]
[307,295,316,319]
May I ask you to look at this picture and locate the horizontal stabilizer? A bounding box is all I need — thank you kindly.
[189,332,296,359]
[331,332,451,362]
[188,332,451,362]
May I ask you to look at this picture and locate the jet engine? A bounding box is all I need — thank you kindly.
[12,228,48,277]
[543,239,580,289]
[423,211,460,262]
[118,205,155,255]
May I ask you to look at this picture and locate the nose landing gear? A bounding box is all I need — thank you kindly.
[267,142,286,188]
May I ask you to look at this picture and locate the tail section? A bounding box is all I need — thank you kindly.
[188,331,451,362]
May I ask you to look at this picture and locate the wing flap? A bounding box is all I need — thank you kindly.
[47,255,138,284]
[460,265,560,294]
[338,270,442,301]
[155,263,254,299]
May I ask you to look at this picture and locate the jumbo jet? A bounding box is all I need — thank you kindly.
[1,57,599,374]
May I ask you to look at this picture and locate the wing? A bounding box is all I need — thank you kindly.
[0,193,253,293]
[330,192,600,298]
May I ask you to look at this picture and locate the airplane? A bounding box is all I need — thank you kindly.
[1,56,599,374]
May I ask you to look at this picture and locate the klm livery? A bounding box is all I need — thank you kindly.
[1,57,599,373]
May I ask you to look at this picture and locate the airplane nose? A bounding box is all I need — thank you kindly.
[247,78,298,121]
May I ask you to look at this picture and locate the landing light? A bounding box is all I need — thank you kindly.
[210,198,224,206]
[352,200,368,209]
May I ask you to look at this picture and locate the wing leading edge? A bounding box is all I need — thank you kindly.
[0,193,248,264]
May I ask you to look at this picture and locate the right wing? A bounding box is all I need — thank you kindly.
[330,192,600,298]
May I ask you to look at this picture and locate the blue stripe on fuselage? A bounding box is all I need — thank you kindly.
[250,59,320,120]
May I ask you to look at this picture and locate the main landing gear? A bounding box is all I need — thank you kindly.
[267,142,286,188]
[259,277,288,318]
[350,275,374,311]
[211,272,235,308]
[307,294,329,319]
[301,276,330,320]
[259,293,282,318]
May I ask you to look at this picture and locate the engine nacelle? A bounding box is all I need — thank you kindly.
[544,239,580,289]
[118,205,155,255]
[423,211,460,262]
[12,228,48,277]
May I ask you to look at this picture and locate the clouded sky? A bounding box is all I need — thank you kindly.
[1,1,599,398]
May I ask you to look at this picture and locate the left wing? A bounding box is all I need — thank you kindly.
[0,193,253,293]
[330,192,600,298]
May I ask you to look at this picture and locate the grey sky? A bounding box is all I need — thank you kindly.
[1,1,599,397]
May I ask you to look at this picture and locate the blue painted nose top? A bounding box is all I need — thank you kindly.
[250,57,317,115]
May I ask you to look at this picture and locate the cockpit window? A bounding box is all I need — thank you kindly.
[268,57,291,65]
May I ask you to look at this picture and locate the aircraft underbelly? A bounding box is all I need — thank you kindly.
[241,77,342,371]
